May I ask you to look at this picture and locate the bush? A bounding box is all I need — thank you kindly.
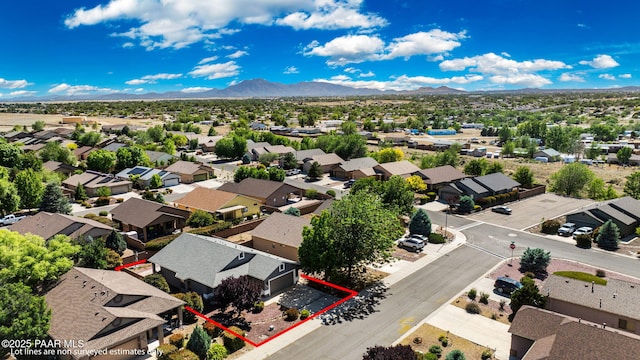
[203,321,223,338]
[479,292,489,305]
[144,274,170,293]
[187,221,233,236]
[424,353,438,360]
[305,188,318,199]
[172,292,204,323]
[438,335,447,342]
[116,197,124,203]
[445,349,466,360]
[253,301,265,313]
[575,234,592,249]
[540,219,561,234]
[326,189,336,197]
[524,271,535,279]
[441,338,449,347]
[465,302,481,314]
[300,309,310,319]
[156,344,178,360]
[187,209,215,228]
[145,234,180,250]
[428,345,442,355]
[596,269,606,278]
[99,210,108,216]
[95,196,110,207]
[428,232,446,244]
[169,333,184,348]
[481,349,493,360]
[223,326,246,353]
[207,344,228,360]
[81,201,92,208]
[168,349,199,360]
[284,307,299,321]
[467,288,477,300]
[519,247,551,274]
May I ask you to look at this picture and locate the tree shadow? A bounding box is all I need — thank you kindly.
[320,281,388,326]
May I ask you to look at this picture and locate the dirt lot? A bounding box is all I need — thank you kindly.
[0,113,163,132]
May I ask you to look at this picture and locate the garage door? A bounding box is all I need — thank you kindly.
[269,272,294,295]
[193,173,207,182]
[163,178,180,187]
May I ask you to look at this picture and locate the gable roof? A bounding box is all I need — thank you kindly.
[218,178,302,201]
[148,233,297,289]
[164,160,213,175]
[63,171,132,190]
[457,177,490,195]
[46,267,183,357]
[174,187,244,213]
[535,148,561,157]
[252,212,311,248]
[110,198,189,228]
[8,212,113,240]
[295,149,326,162]
[308,153,344,166]
[418,165,468,185]
[567,196,640,226]
[374,160,420,176]
[472,172,520,193]
[336,156,379,172]
[145,150,175,163]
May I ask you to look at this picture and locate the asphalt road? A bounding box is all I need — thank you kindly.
[267,245,500,360]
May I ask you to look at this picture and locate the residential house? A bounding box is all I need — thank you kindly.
[63,170,133,196]
[145,150,176,165]
[101,142,127,152]
[43,160,79,177]
[8,212,113,241]
[251,144,297,161]
[101,124,147,134]
[166,132,222,152]
[509,306,640,360]
[332,157,379,179]
[46,267,184,360]
[250,121,268,131]
[1,130,30,142]
[438,172,520,202]
[116,166,181,188]
[251,213,311,262]
[294,149,326,167]
[163,161,214,183]
[533,148,562,162]
[218,178,303,207]
[73,145,95,161]
[417,165,469,191]
[607,153,640,165]
[373,160,421,180]
[302,153,343,174]
[565,196,640,237]
[173,187,261,221]
[542,274,640,335]
[110,198,190,242]
[148,233,299,297]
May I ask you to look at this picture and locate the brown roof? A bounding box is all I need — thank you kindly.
[252,212,311,247]
[174,188,242,213]
[374,160,420,176]
[510,306,640,360]
[218,178,302,201]
[164,160,213,175]
[110,198,189,228]
[63,171,132,190]
[8,212,113,240]
[418,165,468,185]
[46,267,183,358]
[308,153,344,166]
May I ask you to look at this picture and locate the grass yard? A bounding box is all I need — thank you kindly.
[400,323,494,360]
[553,271,608,285]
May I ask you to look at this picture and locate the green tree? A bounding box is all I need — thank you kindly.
[32,120,46,131]
[624,171,640,199]
[513,166,534,188]
[596,220,620,250]
[214,275,262,316]
[207,344,228,360]
[409,208,431,236]
[162,139,176,155]
[284,207,301,217]
[150,173,163,189]
[362,345,418,360]
[283,152,298,170]
[268,166,286,182]
[617,146,633,165]
[187,326,211,360]
[208,126,217,136]
[78,131,102,146]
[307,161,323,181]
[15,168,44,209]
[147,125,165,142]
[587,178,606,200]
[486,161,504,174]
[96,186,111,197]
[105,249,122,270]
[502,141,515,158]
[0,143,23,168]
[519,247,551,274]
[340,121,357,135]
[464,158,488,176]
[379,176,414,216]
[74,182,88,201]
[115,146,150,170]
[445,350,467,360]
[39,141,76,165]
[458,195,474,214]
[258,153,279,166]
[172,292,203,323]
[86,149,117,173]
[105,229,127,255]
[0,282,51,353]
[78,236,108,270]
[549,162,594,197]
[39,182,72,214]
[0,179,20,216]
[497,126,513,144]
[299,192,403,282]
[144,274,170,293]
[509,276,546,321]
[585,143,601,160]
[186,210,214,228]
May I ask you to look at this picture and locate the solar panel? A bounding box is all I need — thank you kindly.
[129,167,147,175]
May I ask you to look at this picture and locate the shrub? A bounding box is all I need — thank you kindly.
[540,219,561,234]
[326,189,336,197]
[441,338,449,347]
[284,307,299,321]
[575,234,592,249]
[445,349,466,360]
[168,349,199,360]
[145,234,180,250]
[253,301,265,313]
[99,210,108,216]
[596,269,606,278]
[169,333,184,348]
[187,221,232,236]
[465,302,481,314]
[187,209,215,228]
[479,292,489,305]
[81,201,92,208]
[524,271,536,279]
[223,326,245,353]
[305,188,318,199]
[438,335,447,342]
[187,326,211,360]
[116,197,124,203]
[300,309,310,319]
[467,288,477,300]
[203,321,223,338]
[428,345,442,355]
[424,353,438,360]
[156,344,178,360]
[206,344,228,360]
[95,196,110,207]
[519,247,551,274]
[473,205,481,211]
[144,274,170,293]
[428,232,446,244]
[481,349,493,360]
[172,292,204,323]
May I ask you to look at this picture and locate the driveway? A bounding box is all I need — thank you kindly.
[467,193,594,230]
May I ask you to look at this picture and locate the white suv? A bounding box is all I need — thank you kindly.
[573,227,594,238]
[399,236,426,252]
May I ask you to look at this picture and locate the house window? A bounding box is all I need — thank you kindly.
[279,263,285,272]
[238,252,245,260]
[619,318,636,332]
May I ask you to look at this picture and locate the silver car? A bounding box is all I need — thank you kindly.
[573,227,594,238]
[399,236,426,252]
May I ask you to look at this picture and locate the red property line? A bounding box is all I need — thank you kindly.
[114,259,147,271]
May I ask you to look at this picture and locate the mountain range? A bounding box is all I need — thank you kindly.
[6,79,640,102]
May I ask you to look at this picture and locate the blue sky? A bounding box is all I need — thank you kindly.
[2,0,639,98]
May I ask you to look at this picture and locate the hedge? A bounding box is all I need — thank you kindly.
[223,326,246,353]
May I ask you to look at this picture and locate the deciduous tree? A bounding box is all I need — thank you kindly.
[15,168,44,209]
[509,276,546,321]
[549,162,594,197]
[617,146,633,165]
[214,275,262,316]
[0,179,20,216]
[307,161,323,181]
[0,282,51,354]
[513,166,534,188]
[624,171,640,199]
[405,175,426,193]
[86,149,116,173]
[186,210,214,228]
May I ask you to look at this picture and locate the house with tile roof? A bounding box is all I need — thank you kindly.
[565,196,640,237]
[148,233,299,297]
[251,212,311,262]
[373,160,421,180]
[218,178,303,207]
[173,187,261,221]
[163,160,214,183]
[62,170,133,197]
[46,267,184,360]
[8,212,113,241]
[509,306,640,360]
[332,157,379,179]
[116,166,181,188]
[110,198,190,243]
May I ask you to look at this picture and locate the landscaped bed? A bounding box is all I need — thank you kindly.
[451,295,512,325]
[400,323,493,360]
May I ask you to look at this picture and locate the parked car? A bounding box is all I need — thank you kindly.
[398,236,425,252]
[409,234,428,242]
[491,206,512,215]
[0,214,26,226]
[494,276,523,295]
[344,179,356,188]
[286,169,301,176]
[573,227,594,238]
[557,223,577,236]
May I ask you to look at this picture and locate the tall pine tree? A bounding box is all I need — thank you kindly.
[40,182,72,214]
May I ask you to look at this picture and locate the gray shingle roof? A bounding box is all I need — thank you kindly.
[336,157,379,172]
[218,178,302,201]
[148,233,297,289]
[308,153,344,166]
[472,172,520,193]
[457,177,489,195]
[251,212,311,247]
[294,149,326,161]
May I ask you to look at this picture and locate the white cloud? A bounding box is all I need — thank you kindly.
[382,30,466,60]
[227,50,248,59]
[0,77,31,89]
[125,73,182,85]
[489,74,552,87]
[48,83,116,96]
[189,61,240,79]
[558,73,585,82]
[304,34,385,65]
[344,67,359,73]
[359,71,375,78]
[577,23,589,29]
[619,73,632,79]
[9,90,37,97]
[579,54,619,69]
[501,52,511,57]
[198,56,219,64]
[315,73,483,91]
[599,74,616,81]
[134,88,145,92]
[181,87,213,93]
[283,66,299,74]
[65,0,386,50]
[440,53,569,75]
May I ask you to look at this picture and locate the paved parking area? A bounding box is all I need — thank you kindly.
[467,193,594,230]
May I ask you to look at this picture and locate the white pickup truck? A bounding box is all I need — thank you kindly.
[0,214,26,226]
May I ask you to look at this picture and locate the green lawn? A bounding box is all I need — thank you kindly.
[553,271,607,285]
